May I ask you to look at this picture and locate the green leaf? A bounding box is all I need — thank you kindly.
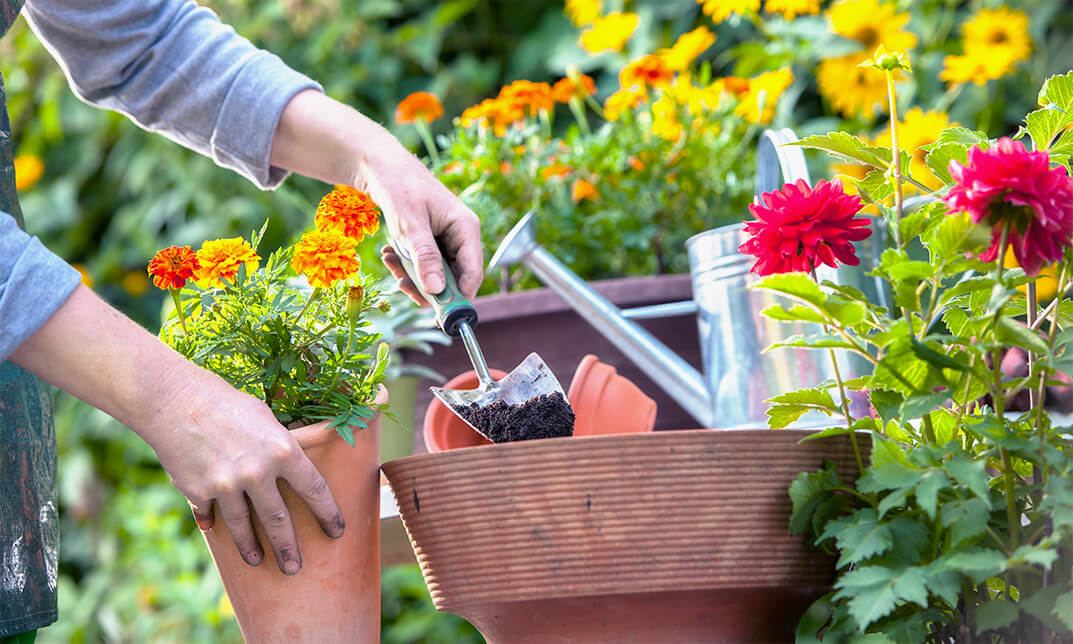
[924,142,968,185]
[1025,108,1068,153]
[858,436,920,494]
[792,132,890,168]
[941,547,1007,583]
[914,470,950,520]
[826,509,895,567]
[1008,544,1059,570]
[924,211,989,262]
[899,390,951,420]
[767,334,859,352]
[766,388,839,428]
[930,126,989,149]
[877,488,909,519]
[789,464,845,535]
[945,457,991,504]
[886,260,936,282]
[1040,71,1073,111]
[753,272,825,308]
[854,167,893,204]
[909,337,969,372]
[1022,585,1073,632]
[975,599,1019,635]
[995,317,1050,356]
[761,303,827,324]
[923,562,963,606]
[833,565,929,628]
[1053,589,1073,631]
[940,498,991,548]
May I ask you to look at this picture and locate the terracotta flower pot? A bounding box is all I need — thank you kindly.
[201,387,386,643]
[382,429,867,644]
[422,368,507,451]
[568,354,657,436]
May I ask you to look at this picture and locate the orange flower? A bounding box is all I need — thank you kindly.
[721,76,751,97]
[147,246,200,290]
[460,97,525,136]
[500,161,513,174]
[395,91,443,124]
[499,80,555,116]
[552,74,597,103]
[13,155,44,191]
[194,238,261,288]
[627,156,645,171]
[571,179,598,203]
[603,86,647,121]
[541,163,571,180]
[291,229,361,288]
[619,55,674,91]
[315,185,381,242]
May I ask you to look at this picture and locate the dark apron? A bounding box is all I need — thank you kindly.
[0,0,60,636]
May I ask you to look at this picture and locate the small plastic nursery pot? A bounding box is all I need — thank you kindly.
[201,387,387,644]
[382,429,868,644]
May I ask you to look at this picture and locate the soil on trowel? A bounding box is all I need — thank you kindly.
[454,392,575,443]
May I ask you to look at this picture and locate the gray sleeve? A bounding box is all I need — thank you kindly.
[0,212,81,361]
[21,0,323,189]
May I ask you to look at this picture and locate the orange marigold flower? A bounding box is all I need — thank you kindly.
[460,97,525,136]
[627,156,645,171]
[541,163,571,180]
[552,74,597,103]
[603,86,647,121]
[721,76,751,97]
[395,91,444,124]
[291,229,361,288]
[571,179,598,203]
[315,185,381,242]
[13,155,44,191]
[147,245,200,290]
[195,238,261,288]
[619,55,674,91]
[500,161,513,174]
[499,80,555,116]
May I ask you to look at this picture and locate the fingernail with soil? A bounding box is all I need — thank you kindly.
[283,558,301,575]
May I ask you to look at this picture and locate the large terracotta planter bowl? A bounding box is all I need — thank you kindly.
[382,429,865,644]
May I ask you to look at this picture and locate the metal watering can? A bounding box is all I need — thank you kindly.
[487,129,888,429]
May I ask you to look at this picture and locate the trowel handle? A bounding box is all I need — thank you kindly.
[391,243,478,337]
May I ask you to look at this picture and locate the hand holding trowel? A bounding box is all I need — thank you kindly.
[385,239,574,442]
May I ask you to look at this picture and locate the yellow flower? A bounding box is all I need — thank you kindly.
[13,155,44,191]
[734,68,793,124]
[764,0,820,20]
[603,86,647,121]
[565,0,601,27]
[291,229,361,289]
[1004,247,1061,301]
[71,263,93,288]
[121,270,149,296]
[194,237,261,288]
[939,53,1013,87]
[541,163,571,180]
[698,0,760,23]
[580,11,639,54]
[659,26,716,72]
[817,53,888,118]
[651,94,683,142]
[619,55,675,92]
[876,108,954,191]
[963,8,1031,66]
[827,0,917,56]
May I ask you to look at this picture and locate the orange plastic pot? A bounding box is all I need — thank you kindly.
[568,354,657,436]
[201,387,386,643]
[422,368,506,452]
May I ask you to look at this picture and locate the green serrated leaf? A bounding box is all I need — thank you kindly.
[1009,544,1059,570]
[1053,589,1073,631]
[767,387,840,428]
[975,599,1019,635]
[828,509,894,567]
[930,126,990,149]
[924,142,968,185]
[834,565,929,629]
[941,547,1007,584]
[753,272,826,308]
[761,303,827,324]
[789,464,845,535]
[914,470,950,520]
[945,457,991,504]
[854,167,894,204]
[1025,108,1069,153]
[996,317,1050,356]
[1021,585,1073,632]
[792,132,890,168]
[767,334,859,352]
[941,499,992,548]
[923,562,963,606]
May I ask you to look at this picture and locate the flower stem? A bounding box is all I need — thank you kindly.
[294,287,321,327]
[885,70,905,251]
[414,120,441,166]
[321,314,354,405]
[568,96,591,137]
[169,287,189,336]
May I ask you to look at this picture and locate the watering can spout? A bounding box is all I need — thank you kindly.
[489,211,716,428]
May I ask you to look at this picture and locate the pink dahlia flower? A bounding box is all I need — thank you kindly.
[945,137,1073,276]
[739,178,871,275]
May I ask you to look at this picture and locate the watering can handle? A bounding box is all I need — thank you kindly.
[755,128,811,200]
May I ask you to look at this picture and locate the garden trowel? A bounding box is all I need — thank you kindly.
[387,242,571,442]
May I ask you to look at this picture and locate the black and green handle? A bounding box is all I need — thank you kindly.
[391,243,478,337]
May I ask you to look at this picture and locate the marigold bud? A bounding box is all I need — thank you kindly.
[347,285,364,324]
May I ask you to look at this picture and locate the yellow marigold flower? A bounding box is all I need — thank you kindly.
[315,185,381,242]
[817,53,888,118]
[565,0,601,27]
[659,26,716,72]
[121,270,149,296]
[500,80,555,116]
[291,229,361,289]
[603,86,647,121]
[541,163,571,180]
[395,91,443,124]
[620,55,675,91]
[195,238,260,288]
[876,108,954,191]
[827,0,917,56]
[580,11,639,54]
[764,0,820,20]
[698,0,760,24]
[552,74,597,103]
[963,8,1031,66]
[13,155,44,191]
[734,68,793,124]
[571,179,598,203]
[460,97,525,136]
[651,94,684,142]
[71,263,93,288]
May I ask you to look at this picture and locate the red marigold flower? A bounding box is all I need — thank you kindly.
[619,55,674,91]
[395,91,444,124]
[552,74,597,103]
[738,178,871,275]
[147,245,200,290]
[945,137,1073,276]
[315,185,381,242]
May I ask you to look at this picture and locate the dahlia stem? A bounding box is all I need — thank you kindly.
[169,287,189,336]
[1027,281,1039,413]
[414,120,441,166]
[884,69,905,251]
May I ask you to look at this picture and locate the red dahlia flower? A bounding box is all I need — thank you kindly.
[739,179,871,275]
[945,137,1073,276]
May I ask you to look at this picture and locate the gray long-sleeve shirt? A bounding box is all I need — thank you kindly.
[0,0,321,360]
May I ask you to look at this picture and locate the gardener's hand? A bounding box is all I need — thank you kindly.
[10,285,344,575]
[270,89,484,305]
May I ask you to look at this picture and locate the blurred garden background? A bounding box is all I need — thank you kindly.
[2,0,1070,641]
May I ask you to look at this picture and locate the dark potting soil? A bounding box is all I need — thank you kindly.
[454,392,575,443]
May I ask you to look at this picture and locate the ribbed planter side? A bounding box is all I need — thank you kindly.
[382,429,865,643]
